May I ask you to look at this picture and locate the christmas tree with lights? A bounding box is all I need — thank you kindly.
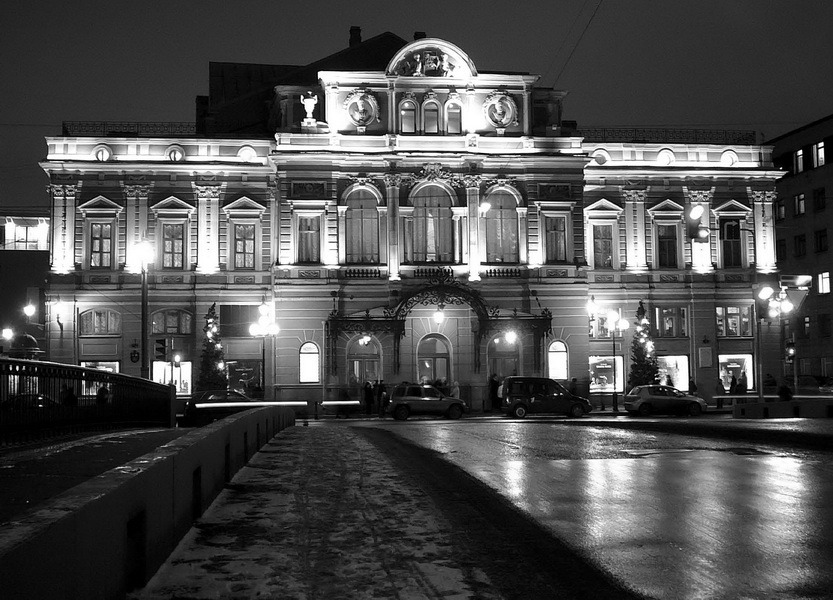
[196,302,228,391]
[628,300,660,389]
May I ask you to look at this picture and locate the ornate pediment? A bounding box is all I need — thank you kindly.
[150,196,195,216]
[78,195,122,216]
[386,38,477,78]
[647,199,685,215]
[222,196,266,218]
[712,199,752,215]
[584,198,623,213]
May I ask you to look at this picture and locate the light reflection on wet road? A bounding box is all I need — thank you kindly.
[362,420,833,600]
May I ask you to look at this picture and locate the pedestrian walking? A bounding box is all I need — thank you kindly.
[729,375,738,395]
[715,377,725,409]
[487,373,499,413]
[569,377,578,395]
[736,372,748,395]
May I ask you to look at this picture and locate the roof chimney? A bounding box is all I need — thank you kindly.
[413,31,427,40]
[349,26,362,47]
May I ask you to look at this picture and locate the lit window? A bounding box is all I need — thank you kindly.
[345,188,379,264]
[794,149,804,174]
[547,341,568,379]
[299,342,320,383]
[715,306,752,337]
[483,191,519,264]
[794,193,805,215]
[654,307,688,338]
[407,186,454,263]
[234,224,255,269]
[813,141,825,168]
[819,272,830,294]
[446,103,462,134]
[423,102,440,134]
[79,309,121,335]
[400,100,416,134]
[592,224,614,268]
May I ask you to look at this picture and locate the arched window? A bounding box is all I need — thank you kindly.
[407,186,454,263]
[79,309,121,336]
[423,101,440,134]
[483,190,519,263]
[151,309,193,335]
[548,341,568,379]
[399,99,417,134]
[345,187,379,264]
[417,334,450,385]
[446,102,462,134]
[299,342,320,383]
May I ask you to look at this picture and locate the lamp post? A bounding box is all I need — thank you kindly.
[135,238,154,380]
[249,299,279,394]
[755,284,794,401]
[607,310,630,412]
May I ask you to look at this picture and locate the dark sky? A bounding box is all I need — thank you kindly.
[3,0,832,211]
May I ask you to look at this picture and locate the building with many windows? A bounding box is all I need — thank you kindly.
[768,113,833,379]
[39,30,783,408]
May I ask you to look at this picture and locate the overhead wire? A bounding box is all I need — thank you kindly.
[553,0,604,87]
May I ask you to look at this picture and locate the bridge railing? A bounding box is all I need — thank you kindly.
[0,358,174,446]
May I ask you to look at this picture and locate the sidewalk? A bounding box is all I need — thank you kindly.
[130,423,507,600]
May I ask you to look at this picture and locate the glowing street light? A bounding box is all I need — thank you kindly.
[607,309,630,412]
[135,237,154,379]
[249,299,279,391]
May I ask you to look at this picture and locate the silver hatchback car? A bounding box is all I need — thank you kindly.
[624,385,708,416]
[386,384,468,421]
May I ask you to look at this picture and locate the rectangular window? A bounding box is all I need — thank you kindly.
[544,215,567,263]
[298,216,320,263]
[814,229,829,253]
[162,223,184,269]
[656,224,678,268]
[774,198,785,221]
[423,104,439,134]
[720,219,742,268]
[653,306,688,338]
[446,104,462,134]
[794,234,806,257]
[813,187,826,212]
[794,193,805,215]
[593,224,613,268]
[813,141,825,168]
[718,354,753,392]
[794,149,804,174]
[715,306,752,337]
[819,272,830,294]
[234,224,255,269]
[656,356,691,391]
[775,238,787,261]
[90,223,112,268]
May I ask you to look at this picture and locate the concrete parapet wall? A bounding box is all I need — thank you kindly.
[734,396,833,419]
[0,407,295,600]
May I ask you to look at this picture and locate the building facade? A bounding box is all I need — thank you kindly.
[768,114,833,379]
[40,33,783,408]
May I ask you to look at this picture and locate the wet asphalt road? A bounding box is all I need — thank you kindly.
[355,415,833,599]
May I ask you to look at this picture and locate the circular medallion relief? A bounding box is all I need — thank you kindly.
[482,92,518,128]
[343,89,380,126]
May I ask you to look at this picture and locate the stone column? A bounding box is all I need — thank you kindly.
[194,184,221,274]
[462,175,483,281]
[122,184,150,273]
[749,189,777,273]
[685,187,715,272]
[48,183,77,274]
[383,174,404,281]
[623,189,648,271]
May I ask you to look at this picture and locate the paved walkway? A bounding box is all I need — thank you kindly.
[130,423,508,600]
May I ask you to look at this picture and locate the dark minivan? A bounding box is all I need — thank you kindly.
[500,376,592,418]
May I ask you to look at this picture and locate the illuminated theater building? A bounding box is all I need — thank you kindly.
[40,30,783,409]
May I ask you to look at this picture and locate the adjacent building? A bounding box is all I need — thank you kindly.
[39,29,784,409]
[768,114,833,379]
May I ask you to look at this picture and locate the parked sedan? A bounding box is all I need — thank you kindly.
[386,384,468,421]
[180,389,259,426]
[624,385,708,416]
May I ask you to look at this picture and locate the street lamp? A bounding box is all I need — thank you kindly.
[755,284,795,400]
[607,309,630,412]
[249,299,279,392]
[135,237,154,379]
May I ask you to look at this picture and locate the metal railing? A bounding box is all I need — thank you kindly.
[1,359,174,446]
[62,121,196,137]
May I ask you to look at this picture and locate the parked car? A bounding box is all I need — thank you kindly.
[819,378,833,394]
[500,376,592,418]
[386,384,469,420]
[788,375,829,395]
[624,385,707,416]
[180,389,258,426]
[1,393,61,410]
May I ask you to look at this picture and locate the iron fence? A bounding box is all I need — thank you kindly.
[0,358,174,446]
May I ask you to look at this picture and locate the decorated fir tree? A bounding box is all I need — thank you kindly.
[628,301,660,389]
[196,303,228,391]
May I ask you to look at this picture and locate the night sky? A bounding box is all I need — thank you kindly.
[3,0,832,211]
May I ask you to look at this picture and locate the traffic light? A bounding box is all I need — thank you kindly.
[154,338,167,361]
[686,204,710,242]
[755,284,777,321]
[785,341,796,364]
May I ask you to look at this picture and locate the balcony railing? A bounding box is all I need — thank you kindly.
[62,121,196,137]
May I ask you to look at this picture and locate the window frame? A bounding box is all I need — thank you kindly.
[160,220,186,270]
[399,97,418,134]
[299,341,320,383]
[715,305,752,338]
[813,187,826,212]
[794,193,806,216]
[151,309,193,335]
[88,219,115,270]
[79,308,122,336]
[294,211,323,264]
[230,220,258,270]
[814,229,829,253]
[482,189,520,264]
[813,141,825,169]
[653,306,688,338]
[818,272,830,295]
[794,234,807,257]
